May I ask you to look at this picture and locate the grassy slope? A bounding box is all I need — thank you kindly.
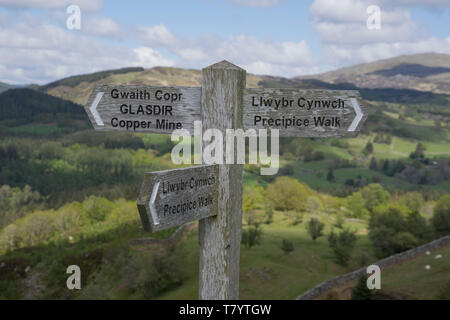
[158,211,371,300]
[317,243,450,300]
[1,207,444,300]
[380,244,450,299]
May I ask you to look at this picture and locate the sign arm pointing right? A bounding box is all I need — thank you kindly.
[348,98,363,132]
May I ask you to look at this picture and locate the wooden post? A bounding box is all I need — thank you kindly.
[198,60,246,300]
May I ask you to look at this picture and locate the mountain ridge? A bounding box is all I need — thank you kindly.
[296,53,450,94]
[31,52,450,105]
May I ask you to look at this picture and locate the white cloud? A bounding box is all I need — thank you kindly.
[138,26,318,77]
[133,47,175,68]
[177,48,209,61]
[212,35,315,66]
[310,0,450,67]
[310,0,412,24]
[314,19,425,45]
[310,0,424,44]
[243,61,322,77]
[0,0,103,12]
[83,16,123,39]
[0,8,318,84]
[227,0,280,8]
[391,0,450,6]
[138,24,181,50]
[324,37,450,65]
[0,17,174,84]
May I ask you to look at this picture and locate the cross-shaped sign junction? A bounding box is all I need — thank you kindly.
[84,60,368,300]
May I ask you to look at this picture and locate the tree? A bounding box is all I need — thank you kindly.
[307,196,322,214]
[410,142,425,159]
[406,210,433,242]
[364,142,374,155]
[0,185,41,229]
[327,169,336,183]
[432,195,450,237]
[360,184,390,213]
[392,232,419,252]
[328,228,357,266]
[307,218,325,241]
[369,157,378,171]
[281,239,294,255]
[382,159,390,174]
[346,192,368,217]
[82,196,114,223]
[351,276,373,300]
[369,203,432,258]
[334,214,345,229]
[398,192,424,212]
[266,177,314,211]
[264,203,274,224]
[243,186,263,213]
[241,224,263,249]
[279,164,295,175]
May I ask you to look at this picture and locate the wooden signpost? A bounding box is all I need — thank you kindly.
[84,60,367,300]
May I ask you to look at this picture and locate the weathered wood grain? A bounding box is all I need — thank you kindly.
[198,61,245,300]
[137,165,218,232]
[243,88,367,137]
[84,85,201,134]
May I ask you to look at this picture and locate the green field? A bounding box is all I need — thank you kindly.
[158,211,371,300]
[381,244,450,299]
[344,134,450,159]
[317,243,450,300]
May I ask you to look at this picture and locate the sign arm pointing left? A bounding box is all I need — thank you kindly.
[149,181,160,226]
[90,92,104,126]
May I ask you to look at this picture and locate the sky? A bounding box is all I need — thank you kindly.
[0,0,449,84]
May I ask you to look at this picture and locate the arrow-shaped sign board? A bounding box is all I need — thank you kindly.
[137,165,219,232]
[243,88,367,137]
[84,85,201,134]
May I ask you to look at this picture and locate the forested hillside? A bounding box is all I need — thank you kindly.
[0,88,88,129]
[0,82,12,94]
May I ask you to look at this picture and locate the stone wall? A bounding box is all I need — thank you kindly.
[296,235,450,300]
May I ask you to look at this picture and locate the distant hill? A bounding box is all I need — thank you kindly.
[40,67,145,91]
[368,63,450,78]
[0,82,12,94]
[258,76,449,106]
[0,88,87,127]
[39,66,266,105]
[36,53,450,107]
[296,53,450,94]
